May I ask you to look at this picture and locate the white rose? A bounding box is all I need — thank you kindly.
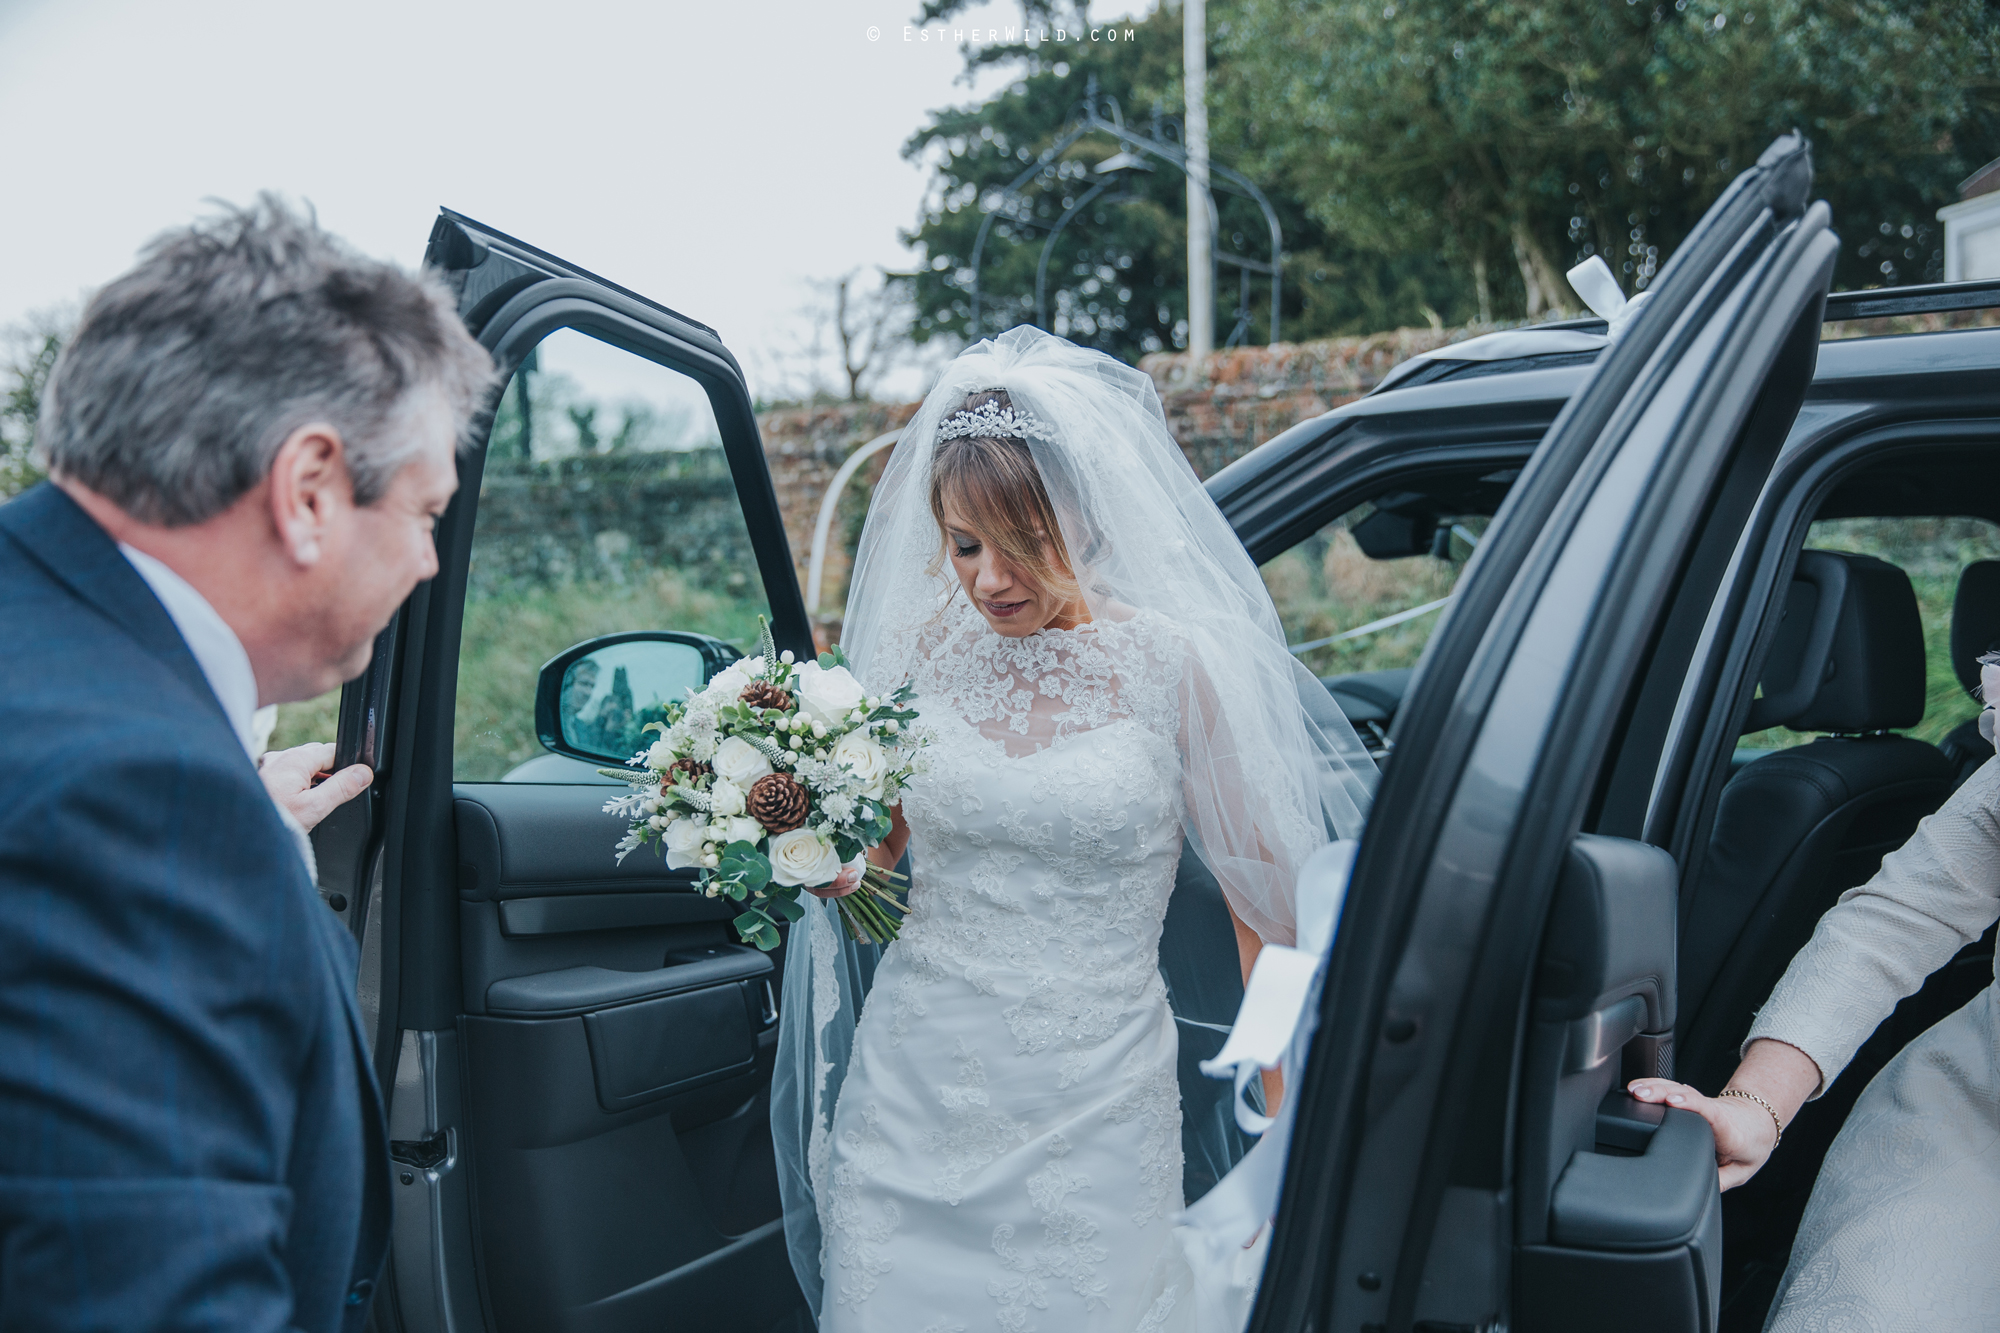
[644,738,676,769]
[703,659,755,700]
[767,827,844,887]
[795,661,868,725]
[662,818,706,869]
[712,736,774,787]
[708,779,747,817]
[831,730,888,799]
[723,815,765,846]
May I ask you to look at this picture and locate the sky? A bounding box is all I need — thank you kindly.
[0,0,1147,402]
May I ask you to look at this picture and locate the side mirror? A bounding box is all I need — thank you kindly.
[534,631,740,766]
[1352,506,1440,560]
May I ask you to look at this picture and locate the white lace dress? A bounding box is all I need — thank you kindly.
[817,605,1195,1332]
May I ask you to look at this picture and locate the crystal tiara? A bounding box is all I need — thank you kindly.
[933,396,1057,444]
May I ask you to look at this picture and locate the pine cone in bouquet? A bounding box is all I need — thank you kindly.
[747,772,810,833]
[740,681,794,711]
[665,758,711,784]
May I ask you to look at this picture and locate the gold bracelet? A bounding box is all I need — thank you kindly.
[1717,1087,1782,1149]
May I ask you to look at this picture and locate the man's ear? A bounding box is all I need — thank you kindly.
[268,423,351,567]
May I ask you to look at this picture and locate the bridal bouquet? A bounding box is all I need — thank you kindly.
[601,623,923,949]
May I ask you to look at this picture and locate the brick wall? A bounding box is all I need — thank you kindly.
[469,326,1480,636]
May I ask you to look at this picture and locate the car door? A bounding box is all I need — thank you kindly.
[312,212,816,1333]
[1248,133,1840,1333]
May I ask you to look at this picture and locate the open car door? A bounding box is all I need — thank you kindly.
[1251,134,1840,1333]
[313,213,816,1333]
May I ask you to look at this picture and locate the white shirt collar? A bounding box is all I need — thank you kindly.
[118,543,261,758]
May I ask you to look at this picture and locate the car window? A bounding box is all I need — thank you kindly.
[1742,516,2000,753]
[1260,504,1488,680]
[453,327,770,781]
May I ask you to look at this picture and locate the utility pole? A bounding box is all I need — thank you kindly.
[1183,0,1213,359]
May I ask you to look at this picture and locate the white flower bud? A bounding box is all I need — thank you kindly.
[812,720,827,738]
[790,734,804,750]
[886,720,900,734]
[702,852,719,868]
[780,649,795,664]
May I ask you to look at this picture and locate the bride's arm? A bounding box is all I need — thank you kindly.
[1225,899,1287,1115]
[868,803,911,871]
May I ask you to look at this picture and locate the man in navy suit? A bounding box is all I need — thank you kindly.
[0,197,493,1330]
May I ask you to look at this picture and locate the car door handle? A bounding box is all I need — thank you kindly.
[1548,1107,1718,1249]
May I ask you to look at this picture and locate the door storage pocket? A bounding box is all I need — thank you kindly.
[584,984,758,1113]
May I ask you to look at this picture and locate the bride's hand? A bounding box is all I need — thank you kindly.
[810,861,864,899]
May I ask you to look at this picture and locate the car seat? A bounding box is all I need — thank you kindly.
[1676,550,1953,1095]
[1939,559,2000,787]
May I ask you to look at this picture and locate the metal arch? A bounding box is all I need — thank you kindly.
[1035,181,1138,330]
[967,121,1104,337]
[965,97,1284,347]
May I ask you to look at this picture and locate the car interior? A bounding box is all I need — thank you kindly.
[1272,438,2000,1330]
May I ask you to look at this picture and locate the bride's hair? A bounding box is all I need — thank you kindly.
[926,388,1082,605]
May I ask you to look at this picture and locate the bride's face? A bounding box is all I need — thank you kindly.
[941,498,1086,638]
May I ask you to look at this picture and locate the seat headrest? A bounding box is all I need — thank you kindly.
[1950,560,2000,696]
[1748,550,1925,734]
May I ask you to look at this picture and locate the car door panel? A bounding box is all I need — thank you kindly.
[331,212,815,1333]
[1253,135,1836,1333]
[1513,835,1720,1332]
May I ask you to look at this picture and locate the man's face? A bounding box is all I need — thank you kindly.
[303,398,459,694]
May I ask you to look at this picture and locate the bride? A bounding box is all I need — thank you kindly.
[771,325,1376,1331]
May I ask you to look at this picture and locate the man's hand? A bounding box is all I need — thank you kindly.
[257,742,371,832]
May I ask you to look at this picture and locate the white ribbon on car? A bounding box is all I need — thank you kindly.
[1566,254,1653,338]
[1164,839,1358,1330]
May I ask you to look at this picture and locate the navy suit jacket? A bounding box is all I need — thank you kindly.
[0,484,390,1331]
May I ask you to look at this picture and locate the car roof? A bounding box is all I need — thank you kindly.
[1207,278,2000,552]
[1355,276,2000,403]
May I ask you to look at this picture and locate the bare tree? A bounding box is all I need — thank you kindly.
[820,268,913,402]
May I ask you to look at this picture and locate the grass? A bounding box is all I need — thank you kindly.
[1260,519,1476,681]
[454,569,769,780]
[1263,512,1998,754]
[259,570,769,783]
[1745,517,2000,751]
[275,516,1998,783]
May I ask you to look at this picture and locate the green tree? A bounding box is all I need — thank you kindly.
[894,4,1470,362]
[1222,0,2000,309]
[0,313,67,501]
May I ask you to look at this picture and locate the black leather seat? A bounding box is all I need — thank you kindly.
[1677,550,1954,1095]
[1938,559,2000,788]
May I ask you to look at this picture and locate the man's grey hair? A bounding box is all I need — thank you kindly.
[36,194,495,526]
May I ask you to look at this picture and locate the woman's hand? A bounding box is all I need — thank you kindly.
[1625,1078,1780,1190]
[1627,1038,1821,1191]
[809,859,864,900]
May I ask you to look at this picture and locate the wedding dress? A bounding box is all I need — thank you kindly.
[818,602,1192,1332]
[769,325,1379,1330]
